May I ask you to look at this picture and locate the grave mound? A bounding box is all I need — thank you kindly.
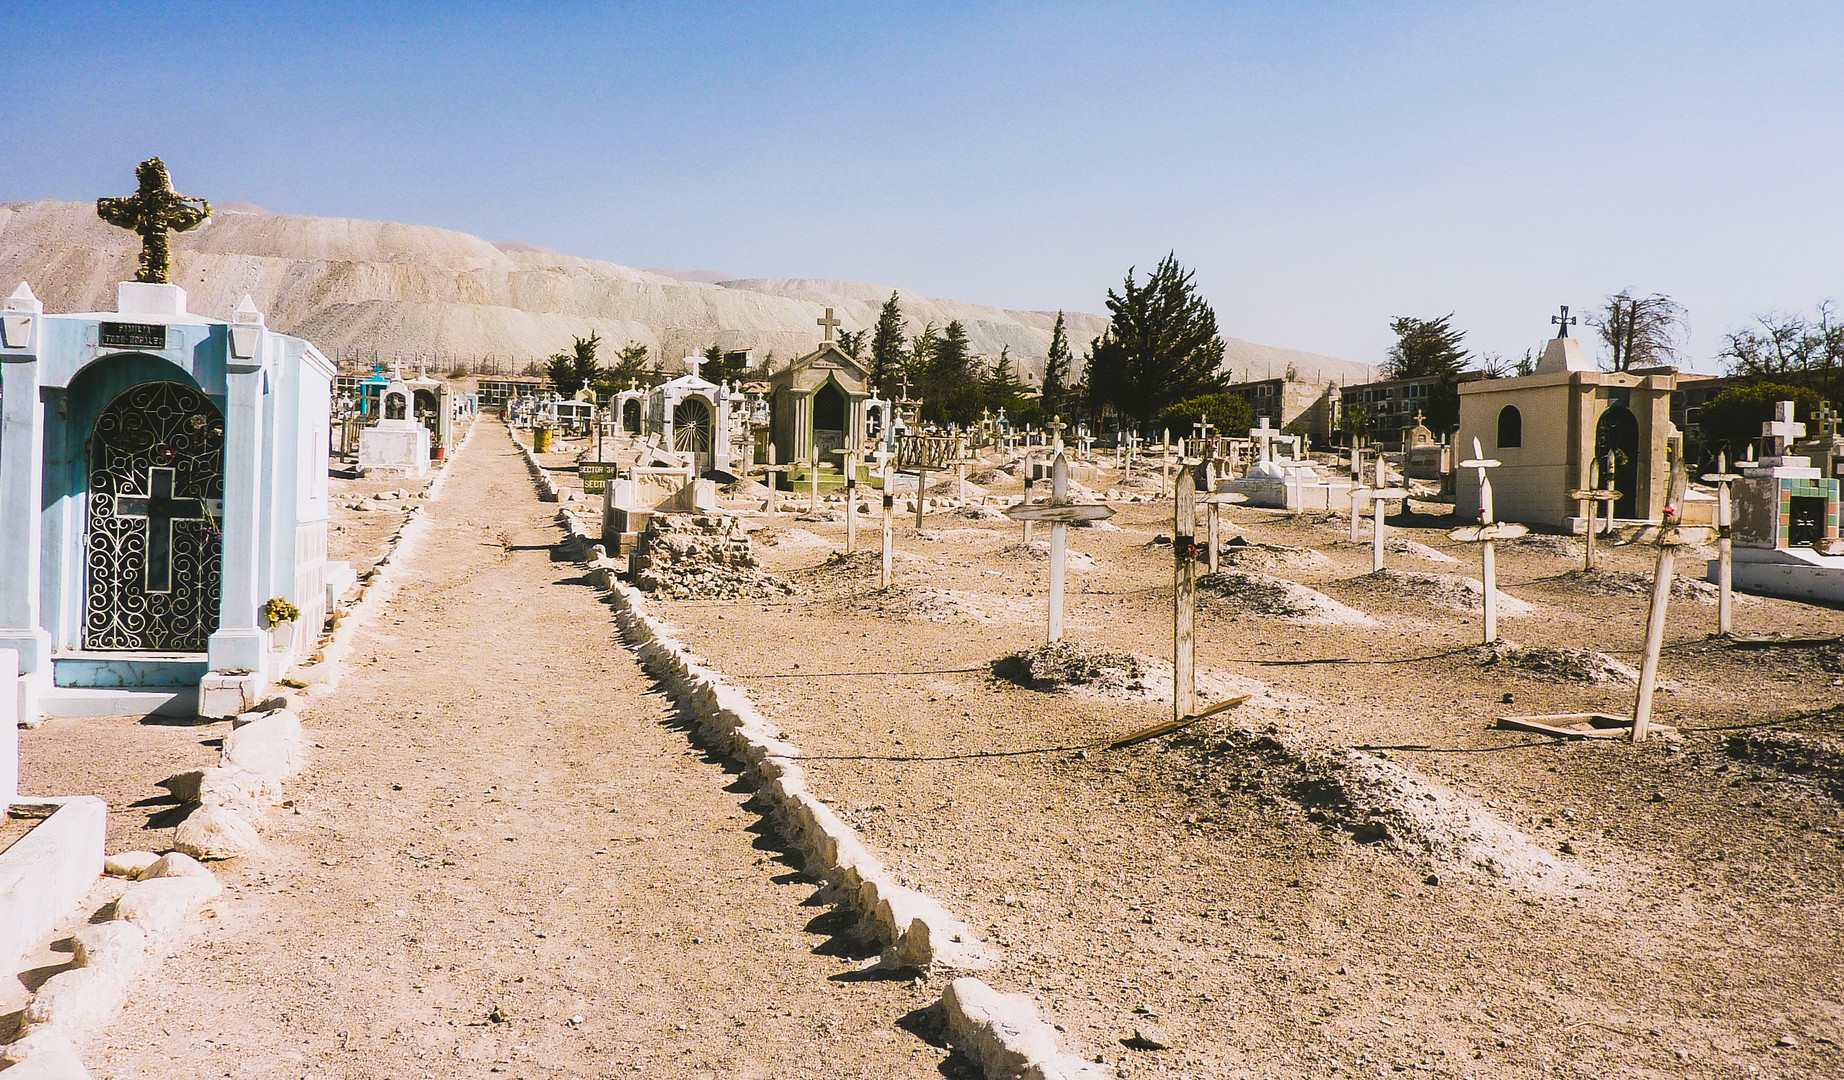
[1478,642,1639,685]
[1726,729,1844,799]
[1354,570,1534,616]
[1199,570,1375,626]
[630,512,794,600]
[1512,533,1583,559]
[1556,568,1730,606]
[1219,540,1333,573]
[991,642,1146,694]
[999,541,1096,570]
[1173,723,1579,891]
[1335,535,1461,564]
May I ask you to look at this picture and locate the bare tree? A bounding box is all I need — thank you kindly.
[1592,290,1686,371]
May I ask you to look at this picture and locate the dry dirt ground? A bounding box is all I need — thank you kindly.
[15,424,949,1080]
[647,455,1844,1079]
[11,425,1842,1080]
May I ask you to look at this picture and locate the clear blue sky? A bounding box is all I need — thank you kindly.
[7,1,1842,372]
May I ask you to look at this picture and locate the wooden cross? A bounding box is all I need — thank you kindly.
[881,460,895,588]
[1763,399,1805,457]
[1004,451,1114,643]
[1201,488,1249,575]
[816,307,840,342]
[1701,451,1743,637]
[1566,454,1622,572]
[1448,438,1523,643]
[1614,439,1715,742]
[96,158,211,285]
[1174,464,1199,721]
[1551,304,1576,338]
[844,450,861,554]
[1366,454,1410,573]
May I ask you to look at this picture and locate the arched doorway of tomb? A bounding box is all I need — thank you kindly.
[83,380,224,651]
[812,380,846,461]
[673,396,713,473]
[1595,405,1640,519]
[622,398,642,434]
[866,402,884,439]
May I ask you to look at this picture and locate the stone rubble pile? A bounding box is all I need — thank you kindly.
[630,512,793,600]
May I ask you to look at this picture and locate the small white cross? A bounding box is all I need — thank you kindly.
[1763,400,1805,456]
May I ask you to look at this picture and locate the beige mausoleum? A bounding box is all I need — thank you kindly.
[1456,334,1679,529]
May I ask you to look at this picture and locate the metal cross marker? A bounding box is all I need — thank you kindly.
[1551,304,1576,338]
[1003,452,1113,643]
[1701,451,1743,637]
[114,466,209,593]
[816,307,840,342]
[1447,438,1524,643]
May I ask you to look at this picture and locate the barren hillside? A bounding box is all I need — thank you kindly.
[0,199,1368,384]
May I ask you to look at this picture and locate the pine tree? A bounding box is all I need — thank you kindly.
[1082,254,1228,422]
[548,331,602,399]
[985,346,1024,417]
[836,328,867,360]
[922,321,982,424]
[1040,311,1071,419]
[905,323,939,395]
[869,291,907,392]
[703,344,724,381]
[1384,314,1469,429]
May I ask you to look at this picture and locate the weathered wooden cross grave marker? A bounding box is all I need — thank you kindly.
[1567,457,1621,572]
[1003,451,1113,643]
[1447,438,1527,644]
[1364,455,1410,572]
[844,450,860,554]
[1623,442,1714,742]
[1018,452,1037,543]
[760,441,791,515]
[1201,467,1248,576]
[1701,451,1743,636]
[881,460,895,588]
[1174,462,1199,721]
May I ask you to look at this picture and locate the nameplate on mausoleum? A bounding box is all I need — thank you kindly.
[100,321,168,349]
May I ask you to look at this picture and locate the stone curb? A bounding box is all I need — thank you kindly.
[555,503,990,973]
[527,435,1108,1077]
[2,423,480,1075]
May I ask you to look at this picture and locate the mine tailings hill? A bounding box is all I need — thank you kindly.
[0,199,1366,384]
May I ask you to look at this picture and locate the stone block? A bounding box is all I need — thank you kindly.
[23,964,129,1033]
[173,803,264,861]
[1,1028,93,1078]
[0,797,105,975]
[70,920,150,977]
[103,851,159,878]
[137,851,215,881]
[113,875,221,936]
[198,670,266,720]
[220,710,304,779]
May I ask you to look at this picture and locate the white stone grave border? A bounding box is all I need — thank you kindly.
[1,420,478,1078]
[519,435,1112,1079]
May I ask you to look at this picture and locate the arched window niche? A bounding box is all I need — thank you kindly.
[1497,405,1523,449]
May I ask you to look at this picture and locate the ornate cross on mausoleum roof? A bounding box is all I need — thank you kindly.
[1551,305,1577,338]
[96,158,212,285]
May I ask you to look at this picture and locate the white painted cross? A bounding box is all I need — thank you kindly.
[1249,417,1283,463]
[683,353,703,380]
[1701,451,1743,636]
[1447,437,1524,643]
[1366,454,1410,574]
[1003,451,1114,643]
[1763,399,1805,457]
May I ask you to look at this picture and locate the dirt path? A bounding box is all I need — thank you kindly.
[74,422,942,1080]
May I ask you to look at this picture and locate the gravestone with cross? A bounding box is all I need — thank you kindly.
[1249,417,1284,464]
[1004,452,1113,643]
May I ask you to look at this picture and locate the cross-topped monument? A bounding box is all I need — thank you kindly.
[96,158,212,285]
[683,353,704,380]
[816,307,840,342]
[1551,305,1577,338]
[1249,417,1284,463]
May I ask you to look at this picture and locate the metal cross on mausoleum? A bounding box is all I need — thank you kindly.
[96,158,212,285]
[115,466,210,593]
[1551,305,1577,337]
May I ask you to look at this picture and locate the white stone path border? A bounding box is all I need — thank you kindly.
[512,428,1110,1079]
[2,422,479,1080]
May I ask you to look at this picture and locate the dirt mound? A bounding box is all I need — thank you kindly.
[1200,571,1376,626]
[856,586,1013,624]
[1479,642,1639,685]
[1557,568,1733,606]
[1727,728,1844,799]
[722,479,773,499]
[630,513,794,600]
[999,541,1096,569]
[1513,533,1584,559]
[1335,535,1461,564]
[1354,570,1534,616]
[992,642,1147,693]
[1219,541,1333,573]
[757,527,831,549]
[1175,723,1580,891]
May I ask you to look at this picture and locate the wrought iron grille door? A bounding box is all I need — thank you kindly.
[84,381,225,651]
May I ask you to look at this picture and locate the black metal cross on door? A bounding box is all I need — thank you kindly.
[114,466,207,593]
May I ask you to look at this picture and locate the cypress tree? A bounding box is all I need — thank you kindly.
[1040,311,1071,418]
[1083,254,1228,422]
[869,291,907,392]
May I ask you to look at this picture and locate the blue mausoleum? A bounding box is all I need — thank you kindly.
[0,279,331,722]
